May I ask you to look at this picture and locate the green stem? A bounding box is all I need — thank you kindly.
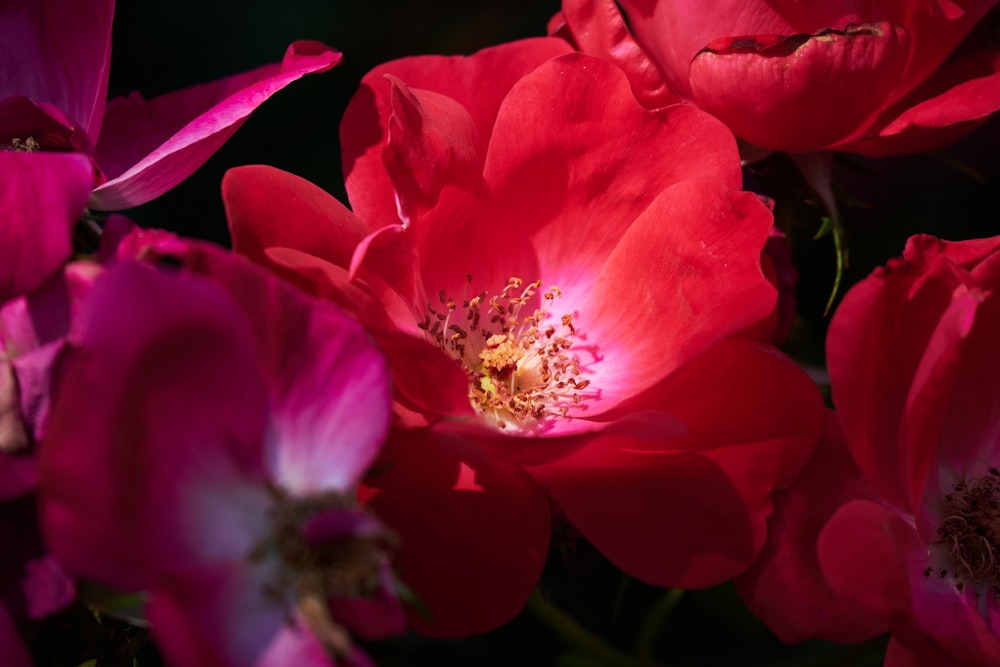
[529,589,643,667]
[635,589,685,665]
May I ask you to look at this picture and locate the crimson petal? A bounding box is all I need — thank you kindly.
[363,427,550,637]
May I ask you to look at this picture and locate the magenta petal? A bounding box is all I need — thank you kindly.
[0,96,96,155]
[147,563,294,667]
[0,0,113,142]
[327,564,407,641]
[40,262,271,591]
[90,41,340,210]
[0,151,93,301]
[0,602,30,667]
[140,241,392,495]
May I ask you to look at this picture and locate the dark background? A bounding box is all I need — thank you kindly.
[100,2,999,665]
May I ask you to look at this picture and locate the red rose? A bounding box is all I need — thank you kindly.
[740,235,1000,666]
[226,42,825,637]
[555,0,1000,155]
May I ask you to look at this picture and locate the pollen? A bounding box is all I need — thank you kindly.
[929,471,1000,612]
[4,137,40,152]
[421,275,594,432]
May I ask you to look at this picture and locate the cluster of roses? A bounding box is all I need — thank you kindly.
[2,0,999,665]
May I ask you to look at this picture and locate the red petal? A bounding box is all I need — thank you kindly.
[484,55,743,279]
[579,179,775,407]
[363,427,549,637]
[341,37,572,229]
[380,76,481,226]
[530,337,825,588]
[0,0,113,141]
[735,413,888,643]
[90,41,340,210]
[224,165,368,271]
[688,23,911,151]
[828,235,1000,511]
[848,50,1000,156]
[558,0,680,107]
[616,0,799,99]
[0,151,93,301]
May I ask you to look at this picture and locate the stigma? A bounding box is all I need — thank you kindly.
[419,276,594,432]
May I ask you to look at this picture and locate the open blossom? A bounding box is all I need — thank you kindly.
[738,235,1000,666]
[553,0,1000,156]
[39,238,404,666]
[225,43,825,636]
[0,0,338,301]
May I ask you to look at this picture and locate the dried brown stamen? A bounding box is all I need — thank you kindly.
[929,472,1000,604]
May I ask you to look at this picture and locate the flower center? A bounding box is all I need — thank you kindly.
[927,470,1000,604]
[419,276,594,432]
[251,486,394,657]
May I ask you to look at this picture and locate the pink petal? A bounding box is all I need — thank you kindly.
[39,262,272,591]
[0,151,93,302]
[363,427,550,637]
[147,562,297,667]
[0,0,113,142]
[529,336,825,588]
[138,240,393,494]
[341,37,572,228]
[688,23,911,151]
[90,41,340,210]
[557,0,680,107]
[735,413,888,643]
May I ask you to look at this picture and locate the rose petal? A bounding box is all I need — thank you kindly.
[557,0,680,107]
[363,427,550,637]
[688,23,911,151]
[224,165,369,271]
[0,0,113,141]
[0,602,31,667]
[341,37,573,228]
[849,50,1000,156]
[575,179,775,408]
[137,241,392,494]
[0,151,93,301]
[40,262,272,590]
[530,337,824,588]
[90,41,340,210]
[735,413,888,644]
